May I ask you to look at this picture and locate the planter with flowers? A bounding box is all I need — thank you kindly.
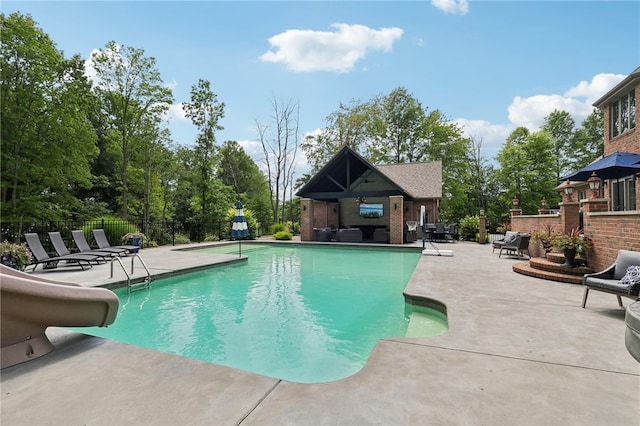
[121,232,146,253]
[531,224,558,258]
[0,240,33,271]
[551,228,593,268]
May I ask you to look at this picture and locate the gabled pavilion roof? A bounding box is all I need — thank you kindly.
[296,146,442,201]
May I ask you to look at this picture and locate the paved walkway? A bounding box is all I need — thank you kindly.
[2,241,638,425]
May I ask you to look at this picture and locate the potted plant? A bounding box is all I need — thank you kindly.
[532,224,557,257]
[0,240,33,271]
[551,228,593,267]
[122,232,146,252]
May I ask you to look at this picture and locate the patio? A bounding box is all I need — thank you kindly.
[1,241,638,425]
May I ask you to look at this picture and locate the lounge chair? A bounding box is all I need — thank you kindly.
[48,232,109,264]
[23,233,94,271]
[498,234,531,259]
[582,249,640,308]
[92,229,139,254]
[72,230,126,256]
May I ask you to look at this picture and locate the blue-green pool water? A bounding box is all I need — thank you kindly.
[74,244,447,383]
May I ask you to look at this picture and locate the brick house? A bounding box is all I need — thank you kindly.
[297,146,442,244]
[513,66,639,272]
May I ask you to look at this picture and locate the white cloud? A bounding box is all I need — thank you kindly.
[455,72,626,161]
[564,72,626,104]
[455,118,512,160]
[508,72,626,130]
[431,0,469,15]
[507,94,589,130]
[260,23,403,73]
[165,103,188,122]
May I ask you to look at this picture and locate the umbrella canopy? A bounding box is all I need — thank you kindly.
[562,151,640,181]
[231,201,249,239]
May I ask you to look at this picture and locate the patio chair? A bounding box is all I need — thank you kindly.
[492,231,518,253]
[72,230,127,256]
[433,223,447,242]
[582,249,640,308]
[48,232,109,264]
[23,233,94,271]
[498,234,531,259]
[445,223,458,241]
[92,229,139,254]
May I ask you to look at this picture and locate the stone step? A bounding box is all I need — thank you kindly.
[529,257,593,276]
[512,262,586,284]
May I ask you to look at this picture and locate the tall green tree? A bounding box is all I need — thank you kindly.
[541,109,575,180]
[218,141,272,228]
[301,99,374,172]
[183,79,225,221]
[570,108,604,171]
[497,128,557,214]
[90,41,173,220]
[1,12,98,221]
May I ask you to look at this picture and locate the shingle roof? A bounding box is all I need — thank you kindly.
[376,161,442,199]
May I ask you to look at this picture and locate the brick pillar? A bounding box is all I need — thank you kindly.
[559,201,580,233]
[300,198,314,241]
[479,209,486,244]
[389,195,404,244]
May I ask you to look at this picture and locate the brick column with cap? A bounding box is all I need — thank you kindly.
[389,195,404,244]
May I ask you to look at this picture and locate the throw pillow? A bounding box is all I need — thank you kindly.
[504,232,518,244]
[620,265,640,294]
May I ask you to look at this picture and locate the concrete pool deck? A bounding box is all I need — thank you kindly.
[1,241,638,425]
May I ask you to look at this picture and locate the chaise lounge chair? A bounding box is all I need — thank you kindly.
[92,229,139,254]
[72,230,126,257]
[48,232,109,264]
[24,233,95,271]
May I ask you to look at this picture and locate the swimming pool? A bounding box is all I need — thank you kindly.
[74,244,447,383]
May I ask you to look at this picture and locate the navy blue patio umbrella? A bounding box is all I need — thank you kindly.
[231,201,249,256]
[561,151,640,181]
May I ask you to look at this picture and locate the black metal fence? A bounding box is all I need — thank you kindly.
[0,218,241,253]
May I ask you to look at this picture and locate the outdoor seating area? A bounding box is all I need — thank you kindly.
[423,222,457,242]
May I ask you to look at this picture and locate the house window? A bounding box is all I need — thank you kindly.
[611,90,636,137]
[611,176,636,211]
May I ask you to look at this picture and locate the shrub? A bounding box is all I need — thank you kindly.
[274,230,293,240]
[0,240,33,271]
[271,223,287,235]
[459,215,480,241]
[285,221,300,235]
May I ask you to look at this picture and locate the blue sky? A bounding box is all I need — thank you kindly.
[4,1,640,177]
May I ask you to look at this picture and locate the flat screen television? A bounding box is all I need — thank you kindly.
[359,203,383,218]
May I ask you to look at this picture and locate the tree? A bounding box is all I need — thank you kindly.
[1,12,98,221]
[571,108,604,171]
[541,109,575,180]
[367,87,427,164]
[497,128,557,214]
[256,96,299,223]
[90,41,173,219]
[218,141,272,228]
[183,79,225,220]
